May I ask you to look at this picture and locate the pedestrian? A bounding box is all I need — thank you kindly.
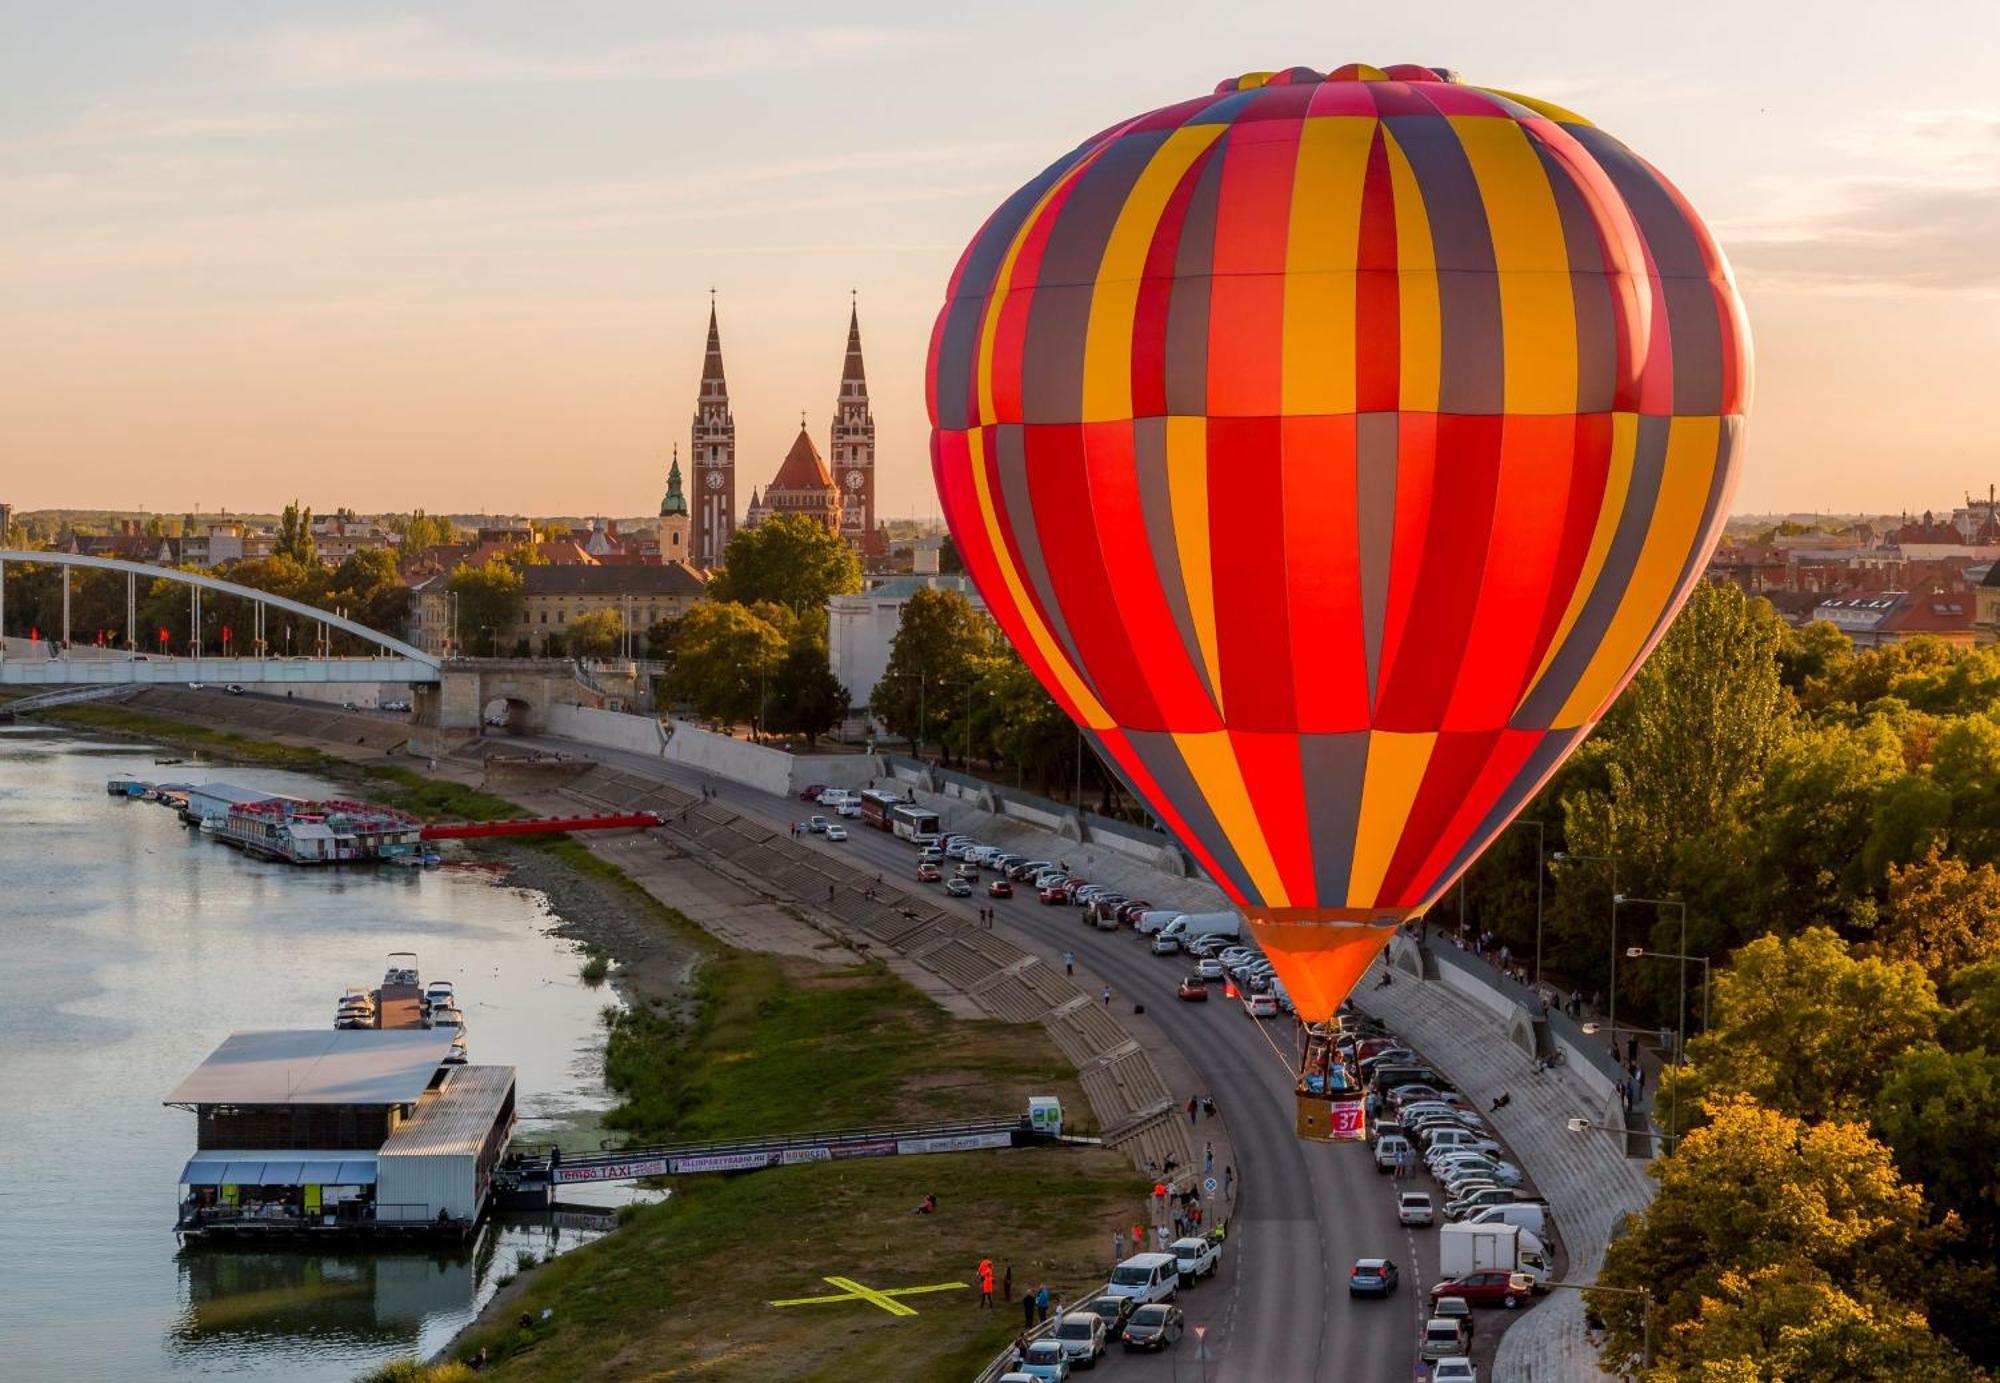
[1204,1142,1214,1175]
[1627,1034,1639,1064]
[1102,984,1112,1006]
[1223,1164,1233,1198]
[1112,1234,1123,1269]
[1003,1262,1013,1302]
[1191,1201,1202,1228]
[1063,950,1075,976]
[1203,1095,1216,1119]
[1035,1284,1050,1323]
[1187,1096,1199,1125]
[1156,1223,1171,1250]
[978,1257,994,1308]
[1010,1336,1026,1370]
[1634,1063,1646,1093]
[1022,1289,1036,1330]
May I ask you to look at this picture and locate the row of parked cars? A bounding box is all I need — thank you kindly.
[1000,1235,1222,1378]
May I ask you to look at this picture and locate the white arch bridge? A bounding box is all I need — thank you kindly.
[0,549,440,687]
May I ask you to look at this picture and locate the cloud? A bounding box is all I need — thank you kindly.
[209,16,941,86]
[1718,111,2000,294]
[7,103,339,152]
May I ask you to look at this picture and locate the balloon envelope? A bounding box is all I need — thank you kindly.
[928,64,1749,1019]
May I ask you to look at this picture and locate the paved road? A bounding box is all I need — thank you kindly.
[508,734,1445,1381]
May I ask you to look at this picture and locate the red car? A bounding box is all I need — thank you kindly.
[1177,977,1209,1002]
[916,863,942,883]
[1430,1271,1532,1309]
[798,784,826,802]
[987,879,1013,899]
[1039,885,1069,905]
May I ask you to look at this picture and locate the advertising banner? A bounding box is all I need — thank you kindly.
[895,1131,1012,1156]
[669,1151,778,1174]
[554,1157,670,1184]
[1328,1100,1367,1141]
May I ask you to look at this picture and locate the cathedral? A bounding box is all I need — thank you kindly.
[679,297,881,570]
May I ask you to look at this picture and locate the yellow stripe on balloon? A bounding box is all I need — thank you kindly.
[1379,126,1441,411]
[974,152,1098,427]
[1517,409,1639,713]
[1453,116,1576,415]
[1554,416,1721,726]
[1165,414,1225,716]
[1346,731,1438,907]
[1171,730,1288,905]
[1474,87,1595,128]
[1281,117,1374,415]
[964,428,1114,730]
[1083,125,1225,424]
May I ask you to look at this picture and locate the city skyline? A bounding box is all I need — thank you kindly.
[5,3,1998,516]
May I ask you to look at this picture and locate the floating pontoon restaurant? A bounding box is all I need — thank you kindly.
[165,1029,515,1240]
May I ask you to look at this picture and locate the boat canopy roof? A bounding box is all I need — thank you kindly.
[164,1029,455,1107]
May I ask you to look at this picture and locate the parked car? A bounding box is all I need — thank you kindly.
[955,862,979,879]
[1177,976,1209,1002]
[1119,1302,1184,1352]
[1397,1192,1435,1227]
[1432,1358,1478,1383]
[1010,860,1053,880]
[1421,1316,1474,1362]
[916,863,942,883]
[1430,1271,1532,1309]
[1431,1295,1476,1336]
[1170,1236,1221,1281]
[798,785,826,802]
[1242,993,1278,1019]
[1445,1187,1520,1219]
[1151,934,1182,956]
[946,878,973,897]
[1040,885,1070,905]
[1051,1312,1106,1369]
[836,801,861,817]
[1195,957,1225,981]
[1082,1294,1133,1331]
[1373,1134,1416,1174]
[988,878,1014,899]
[1348,1258,1400,1296]
[1105,1253,1180,1306]
[1018,1338,1072,1380]
[919,846,945,864]
[824,824,848,842]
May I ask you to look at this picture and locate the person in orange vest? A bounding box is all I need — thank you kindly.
[978,1257,994,1308]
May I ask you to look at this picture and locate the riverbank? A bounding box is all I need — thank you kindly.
[23,693,1153,1381]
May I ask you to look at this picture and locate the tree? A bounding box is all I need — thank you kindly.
[1777,618,1854,707]
[1873,1044,2000,1253]
[276,500,317,567]
[446,558,523,654]
[1943,958,2000,1055]
[326,546,411,642]
[1879,848,2000,982]
[1747,717,1905,933]
[985,650,1074,792]
[1594,1095,1927,1370]
[661,600,786,728]
[766,636,850,747]
[872,587,992,760]
[706,513,862,613]
[1664,927,1939,1129]
[568,608,623,658]
[391,509,460,557]
[1646,1262,1969,1381]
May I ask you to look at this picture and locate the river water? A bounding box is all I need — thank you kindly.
[0,722,628,1382]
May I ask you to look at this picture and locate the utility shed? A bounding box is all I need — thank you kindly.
[375,1065,516,1223]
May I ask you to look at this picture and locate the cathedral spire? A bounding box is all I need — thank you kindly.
[841,293,867,397]
[701,295,727,396]
[661,444,687,517]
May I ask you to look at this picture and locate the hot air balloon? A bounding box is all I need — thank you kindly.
[928,63,1749,1024]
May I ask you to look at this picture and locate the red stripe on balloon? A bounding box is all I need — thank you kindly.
[1516,411,1615,720]
[1231,728,1316,903]
[1096,727,1249,906]
[1206,115,1299,417]
[1375,413,1502,731]
[1384,728,1542,908]
[1376,729,1505,904]
[1207,415,1294,731]
[1281,414,1369,731]
[1133,141,1222,420]
[1355,125,1400,410]
[1374,410,1437,698]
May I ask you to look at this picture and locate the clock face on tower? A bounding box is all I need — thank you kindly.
[704,471,724,490]
[844,469,865,491]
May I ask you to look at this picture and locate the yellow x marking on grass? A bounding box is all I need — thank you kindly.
[768,1275,969,1317]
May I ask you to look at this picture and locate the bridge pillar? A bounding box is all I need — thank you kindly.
[412,669,483,751]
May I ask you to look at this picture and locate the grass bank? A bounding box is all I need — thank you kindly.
[451,913,1143,1381]
[33,701,343,770]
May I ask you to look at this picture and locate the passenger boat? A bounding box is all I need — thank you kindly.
[442,1039,469,1066]
[384,953,420,988]
[429,1004,467,1033]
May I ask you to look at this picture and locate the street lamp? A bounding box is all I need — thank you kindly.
[1551,851,1619,1032]
[1612,895,1688,1067]
[1536,1270,1658,1369]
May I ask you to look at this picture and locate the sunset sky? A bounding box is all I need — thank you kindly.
[4,1,1997,520]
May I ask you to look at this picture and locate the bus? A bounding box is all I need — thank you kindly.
[858,789,903,832]
[890,804,941,844]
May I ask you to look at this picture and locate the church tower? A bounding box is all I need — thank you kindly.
[691,298,735,569]
[658,445,691,563]
[830,296,875,552]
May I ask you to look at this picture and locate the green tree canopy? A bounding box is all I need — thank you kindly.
[276,500,317,567]
[567,608,623,658]
[706,514,862,612]
[326,547,410,640]
[390,509,460,556]
[1879,847,2000,983]
[1595,1094,1927,1370]
[446,558,524,653]
[662,599,787,728]
[1664,927,1939,1129]
[766,634,850,747]
[871,586,993,760]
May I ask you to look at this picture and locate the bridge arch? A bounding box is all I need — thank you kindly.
[0,549,439,666]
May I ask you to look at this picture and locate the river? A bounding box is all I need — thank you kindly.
[0,721,630,1382]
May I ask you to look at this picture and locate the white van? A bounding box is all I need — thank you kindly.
[1373,1134,1414,1175]
[1105,1252,1180,1305]
[1157,912,1243,947]
[1465,1201,1547,1237]
[1135,910,1181,936]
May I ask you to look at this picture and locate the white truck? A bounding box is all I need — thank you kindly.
[1439,1221,1531,1280]
[1156,911,1243,947]
[1134,909,1181,936]
[1169,1235,1222,1281]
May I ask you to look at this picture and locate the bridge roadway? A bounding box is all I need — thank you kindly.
[0,652,437,685]
[508,734,1448,1382]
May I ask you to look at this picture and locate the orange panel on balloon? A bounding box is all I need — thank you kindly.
[1249,917,1401,1022]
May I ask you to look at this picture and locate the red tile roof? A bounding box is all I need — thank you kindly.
[769,428,834,492]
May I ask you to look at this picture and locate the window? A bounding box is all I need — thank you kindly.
[557,610,565,624]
